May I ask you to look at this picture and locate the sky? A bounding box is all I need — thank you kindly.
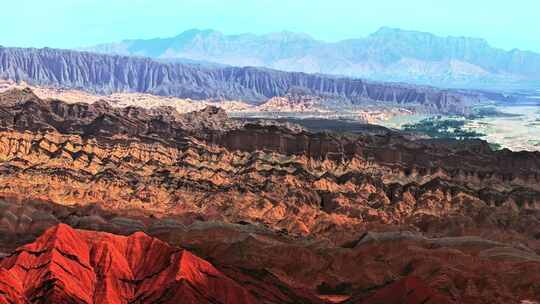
[1,0,539,52]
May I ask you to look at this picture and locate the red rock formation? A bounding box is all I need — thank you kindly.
[0,224,257,304]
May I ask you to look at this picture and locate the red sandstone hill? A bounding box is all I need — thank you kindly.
[0,224,258,304]
[0,223,456,304]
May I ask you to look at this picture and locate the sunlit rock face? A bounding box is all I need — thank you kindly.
[0,224,259,304]
[2,221,540,303]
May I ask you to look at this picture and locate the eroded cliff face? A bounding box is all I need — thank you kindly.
[0,47,478,114]
[219,116,539,193]
[2,128,540,244]
[1,88,540,303]
[0,88,539,242]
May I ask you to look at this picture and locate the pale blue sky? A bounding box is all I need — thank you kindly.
[1,0,539,52]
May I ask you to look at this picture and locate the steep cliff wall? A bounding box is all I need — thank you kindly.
[0,47,475,113]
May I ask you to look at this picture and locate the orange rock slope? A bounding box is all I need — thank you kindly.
[0,224,257,304]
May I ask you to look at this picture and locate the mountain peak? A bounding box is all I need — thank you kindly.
[370,26,491,46]
[264,30,315,41]
[52,27,540,88]
[175,28,222,39]
[372,26,404,34]
[370,26,436,38]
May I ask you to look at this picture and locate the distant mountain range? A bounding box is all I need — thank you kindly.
[81,27,540,89]
[0,46,489,114]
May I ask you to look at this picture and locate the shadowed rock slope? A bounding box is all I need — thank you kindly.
[353,276,454,304]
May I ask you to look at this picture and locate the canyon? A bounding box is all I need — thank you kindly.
[0,87,539,302]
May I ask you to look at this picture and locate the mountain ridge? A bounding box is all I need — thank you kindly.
[81,27,540,88]
[0,46,478,114]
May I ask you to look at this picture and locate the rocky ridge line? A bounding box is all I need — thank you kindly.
[0,46,481,114]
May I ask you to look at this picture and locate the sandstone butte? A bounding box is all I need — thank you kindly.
[0,224,452,304]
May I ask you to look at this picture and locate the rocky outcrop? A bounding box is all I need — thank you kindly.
[0,87,240,137]
[0,224,259,303]
[0,47,478,114]
[0,219,540,304]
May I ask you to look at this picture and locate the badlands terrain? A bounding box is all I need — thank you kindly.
[0,80,413,124]
[0,86,539,303]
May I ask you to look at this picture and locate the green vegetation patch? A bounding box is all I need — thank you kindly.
[402,117,485,140]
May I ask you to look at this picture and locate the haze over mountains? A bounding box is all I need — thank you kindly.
[82,27,540,89]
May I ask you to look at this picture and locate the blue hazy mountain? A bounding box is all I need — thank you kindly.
[81,27,540,89]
